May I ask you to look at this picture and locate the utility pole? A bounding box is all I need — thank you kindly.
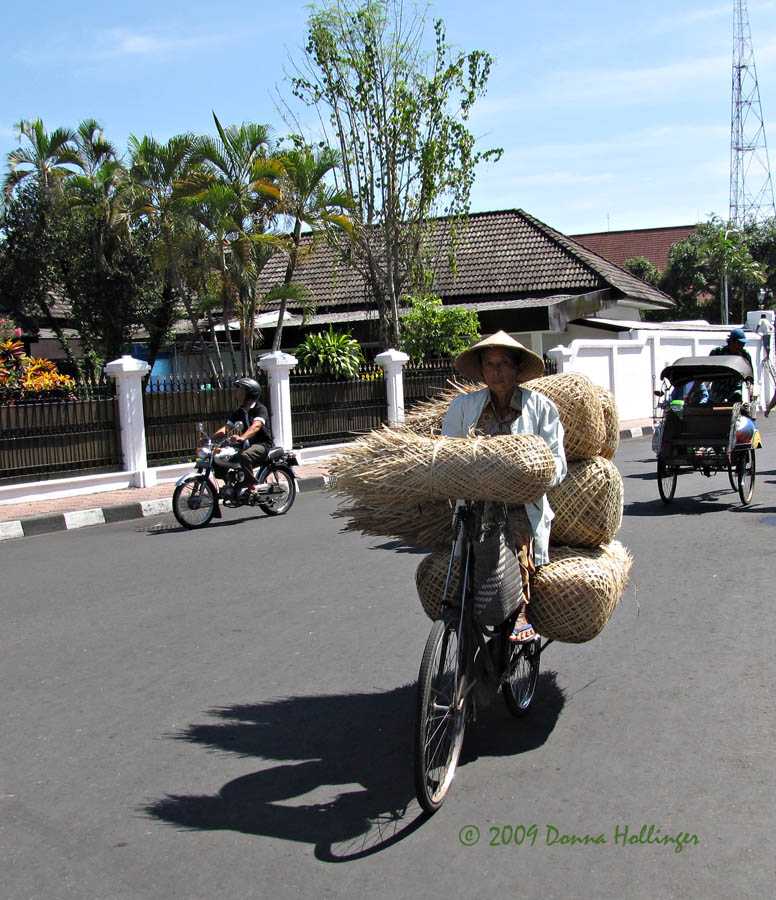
[729,0,776,228]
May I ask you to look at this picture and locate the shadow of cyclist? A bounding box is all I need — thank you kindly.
[141,678,563,861]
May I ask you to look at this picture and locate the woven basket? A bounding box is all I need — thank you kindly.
[596,386,619,459]
[523,372,606,461]
[529,541,632,643]
[329,429,557,507]
[416,551,463,621]
[548,456,623,547]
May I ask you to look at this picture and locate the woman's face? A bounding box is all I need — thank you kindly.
[481,347,519,396]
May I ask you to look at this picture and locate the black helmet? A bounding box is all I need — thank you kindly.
[234,377,261,399]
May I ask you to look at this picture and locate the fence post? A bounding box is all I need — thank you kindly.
[104,354,156,487]
[375,348,410,426]
[258,352,297,450]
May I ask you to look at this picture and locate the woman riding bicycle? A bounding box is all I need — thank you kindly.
[440,331,567,642]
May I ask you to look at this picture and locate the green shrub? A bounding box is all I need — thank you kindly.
[296,326,365,378]
[398,294,480,362]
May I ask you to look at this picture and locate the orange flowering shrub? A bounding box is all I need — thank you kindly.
[0,321,75,401]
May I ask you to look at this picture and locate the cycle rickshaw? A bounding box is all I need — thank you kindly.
[653,355,762,506]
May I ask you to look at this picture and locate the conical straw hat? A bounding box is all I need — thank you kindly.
[454,330,545,382]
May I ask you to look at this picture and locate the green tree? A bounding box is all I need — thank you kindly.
[624,256,660,287]
[270,144,352,351]
[288,0,501,345]
[397,293,479,361]
[655,217,765,323]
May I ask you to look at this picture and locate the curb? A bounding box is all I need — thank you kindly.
[0,475,328,542]
[619,424,654,440]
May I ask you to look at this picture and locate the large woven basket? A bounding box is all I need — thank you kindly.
[522,372,606,461]
[329,429,557,507]
[596,386,619,459]
[548,456,623,547]
[529,541,632,643]
[416,551,462,621]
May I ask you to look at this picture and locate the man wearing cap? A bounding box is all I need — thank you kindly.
[706,328,753,405]
[441,331,567,643]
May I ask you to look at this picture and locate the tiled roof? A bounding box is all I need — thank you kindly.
[257,208,674,313]
[571,225,696,271]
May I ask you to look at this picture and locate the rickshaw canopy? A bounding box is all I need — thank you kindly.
[659,355,753,387]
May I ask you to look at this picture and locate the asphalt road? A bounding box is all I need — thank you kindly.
[2,424,776,900]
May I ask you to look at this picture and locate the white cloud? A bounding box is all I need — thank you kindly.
[91,28,227,60]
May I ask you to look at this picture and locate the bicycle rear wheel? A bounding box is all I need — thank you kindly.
[503,637,540,717]
[414,613,467,814]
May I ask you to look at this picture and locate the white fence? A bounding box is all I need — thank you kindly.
[547,324,773,422]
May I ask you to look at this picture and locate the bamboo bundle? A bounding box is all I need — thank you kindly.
[522,372,606,461]
[529,541,633,643]
[415,540,632,643]
[548,456,623,547]
[329,429,557,507]
[596,386,619,459]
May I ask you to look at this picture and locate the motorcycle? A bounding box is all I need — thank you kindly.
[172,423,298,529]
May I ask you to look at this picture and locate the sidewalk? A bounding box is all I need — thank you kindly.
[0,462,330,540]
[0,420,652,541]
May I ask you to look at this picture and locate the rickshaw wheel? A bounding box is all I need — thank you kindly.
[727,463,737,491]
[657,457,677,504]
[736,448,756,505]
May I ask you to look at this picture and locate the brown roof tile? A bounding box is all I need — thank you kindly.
[571,225,696,270]
[258,209,674,313]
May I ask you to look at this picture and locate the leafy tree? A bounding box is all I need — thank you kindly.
[624,256,660,287]
[288,0,501,345]
[397,293,479,361]
[270,144,352,351]
[651,217,766,323]
[296,325,364,377]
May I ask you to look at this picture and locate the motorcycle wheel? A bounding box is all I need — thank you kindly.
[172,477,217,529]
[257,466,296,516]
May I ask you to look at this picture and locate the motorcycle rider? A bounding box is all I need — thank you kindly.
[211,377,273,498]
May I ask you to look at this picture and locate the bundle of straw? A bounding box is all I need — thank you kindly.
[548,456,623,547]
[333,499,454,549]
[529,541,633,643]
[522,372,606,461]
[329,429,557,507]
[596,386,619,459]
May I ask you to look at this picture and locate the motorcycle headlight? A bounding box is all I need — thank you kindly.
[196,445,211,460]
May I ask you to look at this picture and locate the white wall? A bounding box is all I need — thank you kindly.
[548,326,773,421]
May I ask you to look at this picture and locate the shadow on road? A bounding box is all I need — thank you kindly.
[141,676,564,861]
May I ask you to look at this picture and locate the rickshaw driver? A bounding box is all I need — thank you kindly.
[686,328,753,406]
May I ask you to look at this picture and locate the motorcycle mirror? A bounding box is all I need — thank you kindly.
[232,422,244,436]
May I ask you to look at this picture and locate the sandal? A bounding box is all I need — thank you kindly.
[509,610,538,644]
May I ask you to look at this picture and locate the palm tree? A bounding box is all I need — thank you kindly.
[4,118,81,199]
[176,114,284,369]
[270,145,353,352]
[128,133,220,378]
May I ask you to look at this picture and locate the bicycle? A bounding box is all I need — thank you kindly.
[413,499,548,814]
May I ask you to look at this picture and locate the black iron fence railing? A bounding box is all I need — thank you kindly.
[142,373,253,464]
[0,379,120,484]
[290,363,387,446]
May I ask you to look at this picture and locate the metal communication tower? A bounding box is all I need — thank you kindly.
[729,0,776,226]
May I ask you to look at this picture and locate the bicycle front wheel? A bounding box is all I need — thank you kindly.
[503,637,540,717]
[414,614,467,814]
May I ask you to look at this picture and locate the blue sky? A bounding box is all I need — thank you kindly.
[2,0,775,234]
